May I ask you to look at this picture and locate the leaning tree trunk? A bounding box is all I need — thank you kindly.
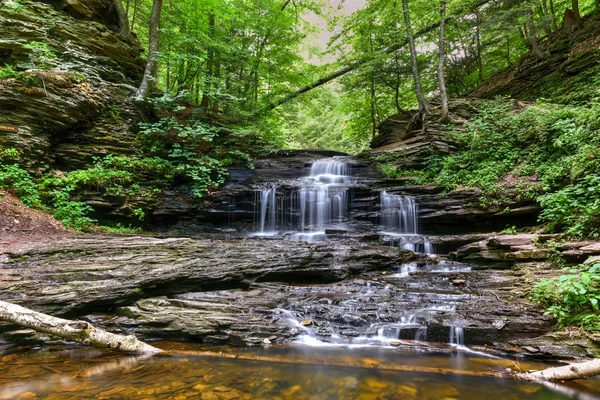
[527,9,545,60]
[135,0,163,100]
[572,0,582,24]
[437,0,449,123]
[0,300,161,355]
[520,358,600,381]
[113,0,130,36]
[402,0,429,116]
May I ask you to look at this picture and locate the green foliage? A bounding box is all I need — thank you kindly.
[23,41,57,69]
[531,263,600,331]
[279,86,366,154]
[538,175,600,238]
[0,65,22,80]
[0,148,42,207]
[99,223,144,234]
[138,94,268,197]
[398,98,600,235]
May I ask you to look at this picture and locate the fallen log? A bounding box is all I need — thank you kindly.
[0,300,161,355]
[520,358,600,382]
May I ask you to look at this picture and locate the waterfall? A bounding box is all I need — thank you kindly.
[449,324,465,347]
[380,191,418,233]
[256,185,277,234]
[253,158,353,241]
[380,191,436,254]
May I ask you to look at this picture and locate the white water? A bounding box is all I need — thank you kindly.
[380,191,436,254]
[254,158,354,242]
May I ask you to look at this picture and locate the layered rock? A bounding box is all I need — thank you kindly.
[0,235,555,349]
[454,234,600,265]
[0,0,144,171]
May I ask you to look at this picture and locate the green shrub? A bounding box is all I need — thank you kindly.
[530,263,600,331]
[538,175,600,238]
[0,65,22,80]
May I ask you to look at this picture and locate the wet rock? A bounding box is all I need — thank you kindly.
[0,235,422,316]
[454,234,558,263]
[0,235,554,348]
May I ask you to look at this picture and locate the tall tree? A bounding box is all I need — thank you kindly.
[401,0,429,116]
[527,7,545,59]
[438,0,449,123]
[135,0,163,100]
[113,0,130,36]
[572,0,582,23]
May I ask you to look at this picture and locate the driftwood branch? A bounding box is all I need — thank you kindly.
[0,300,161,355]
[520,359,600,382]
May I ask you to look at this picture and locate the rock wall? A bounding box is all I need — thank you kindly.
[0,0,144,171]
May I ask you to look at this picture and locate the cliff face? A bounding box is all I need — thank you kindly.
[0,0,144,172]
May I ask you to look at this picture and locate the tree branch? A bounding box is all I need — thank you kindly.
[0,300,161,355]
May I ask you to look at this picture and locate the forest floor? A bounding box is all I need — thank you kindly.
[0,191,73,250]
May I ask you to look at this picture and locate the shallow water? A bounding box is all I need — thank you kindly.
[1,343,600,399]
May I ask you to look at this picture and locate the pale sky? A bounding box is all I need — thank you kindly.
[303,0,367,64]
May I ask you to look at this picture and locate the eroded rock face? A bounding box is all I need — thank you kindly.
[0,0,144,170]
[0,235,555,349]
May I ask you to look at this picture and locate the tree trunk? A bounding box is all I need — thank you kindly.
[475,12,483,82]
[200,13,215,111]
[113,0,130,36]
[402,0,429,116]
[541,0,553,35]
[135,0,163,100]
[438,0,449,123]
[262,0,493,113]
[572,0,582,23]
[528,9,545,60]
[520,359,600,381]
[549,0,559,30]
[0,300,161,355]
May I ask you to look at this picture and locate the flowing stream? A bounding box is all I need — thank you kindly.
[1,344,599,399]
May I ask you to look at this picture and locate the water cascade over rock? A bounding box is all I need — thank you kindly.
[380,191,435,254]
[253,158,355,242]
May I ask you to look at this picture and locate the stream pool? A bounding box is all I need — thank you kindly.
[1,343,599,399]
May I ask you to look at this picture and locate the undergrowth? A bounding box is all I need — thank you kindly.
[377,97,600,238]
[530,263,600,332]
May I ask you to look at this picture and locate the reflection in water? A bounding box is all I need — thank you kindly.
[1,344,600,399]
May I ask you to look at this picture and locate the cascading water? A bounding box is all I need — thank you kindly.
[253,158,354,241]
[380,191,435,254]
[449,323,465,347]
[256,185,277,235]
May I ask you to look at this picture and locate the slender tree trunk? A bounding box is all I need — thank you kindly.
[528,9,545,59]
[541,0,553,35]
[131,0,139,30]
[572,0,582,23]
[125,0,130,21]
[549,0,559,30]
[200,13,215,111]
[475,12,484,82]
[135,0,163,100]
[0,300,161,354]
[402,0,429,116]
[113,0,130,36]
[438,0,449,123]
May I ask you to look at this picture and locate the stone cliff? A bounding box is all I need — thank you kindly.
[0,0,144,172]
